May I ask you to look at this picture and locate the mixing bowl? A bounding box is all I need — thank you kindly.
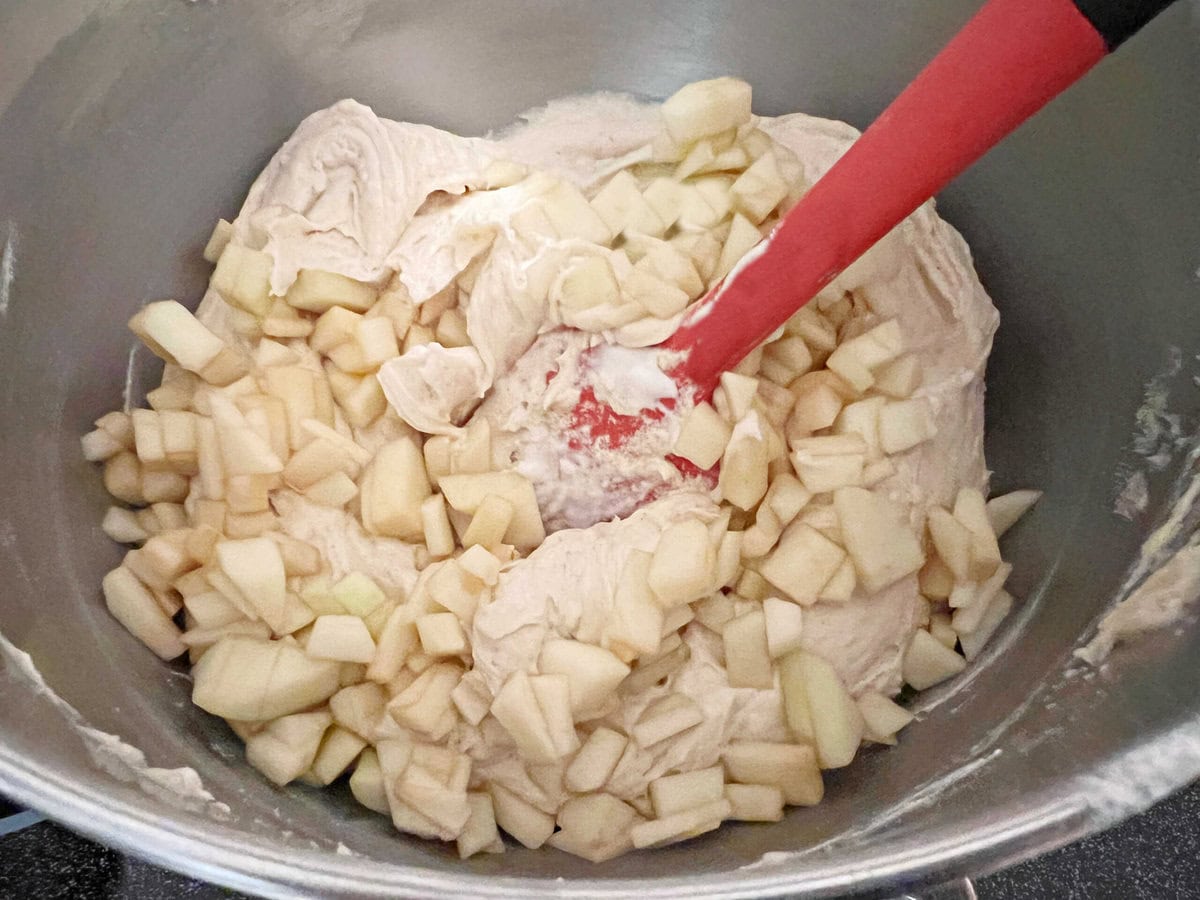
[1,1,1198,896]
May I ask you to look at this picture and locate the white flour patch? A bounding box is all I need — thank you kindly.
[0,221,16,319]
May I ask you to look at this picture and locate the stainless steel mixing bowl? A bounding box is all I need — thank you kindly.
[1,1,1198,896]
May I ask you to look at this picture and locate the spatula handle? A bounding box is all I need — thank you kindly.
[664,0,1174,389]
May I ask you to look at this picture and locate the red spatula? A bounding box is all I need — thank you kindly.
[517,0,1175,526]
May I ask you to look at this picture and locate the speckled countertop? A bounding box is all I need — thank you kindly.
[2,785,1198,899]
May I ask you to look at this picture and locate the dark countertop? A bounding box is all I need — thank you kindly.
[2,785,1198,898]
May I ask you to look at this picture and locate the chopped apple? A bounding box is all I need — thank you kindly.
[330,681,387,739]
[661,77,752,145]
[548,793,639,863]
[762,596,804,658]
[539,640,630,720]
[719,412,770,510]
[565,727,628,793]
[244,709,332,786]
[723,609,773,689]
[215,536,287,631]
[448,671,493,727]
[387,662,461,739]
[857,690,915,743]
[731,151,788,224]
[631,694,703,747]
[303,725,367,786]
[724,783,784,822]
[714,371,759,424]
[959,589,1014,661]
[209,394,283,477]
[630,798,731,849]
[902,629,966,690]
[928,611,957,649]
[825,319,904,392]
[211,244,273,317]
[457,544,502,587]
[927,507,973,582]
[490,782,555,849]
[102,507,149,545]
[460,494,515,550]
[874,353,923,398]
[879,398,937,454]
[953,487,1004,580]
[202,218,233,263]
[649,765,725,818]
[833,487,925,593]
[285,268,377,314]
[102,567,186,660]
[591,170,665,238]
[458,792,504,859]
[713,212,763,281]
[986,489,1042,537]
[348,747,390,814]
[530,673,581,758]
[416,612,468,657]
[758,521,845,606]
[192,636,341,721]
[604,550,665,660]
[557,256,620,319]
[648,518,715,607]
[490,671,559,764]
[359,437,431,542]
[438,471,545,551]
[129,300,227,374]
[307,615,377,664]
[782,650,863,768]
[722,741,823,806]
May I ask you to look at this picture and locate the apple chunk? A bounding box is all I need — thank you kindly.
[902,629,966,690]
[192,636,340,721]
[660,77,753,145]
[539,640,630,720]
[758,521,845,606]
[833,487,924,593]
[647,518,715,607]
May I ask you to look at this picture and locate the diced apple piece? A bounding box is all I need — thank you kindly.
[348,747,390,814]
[714,213,763,281]
[903,629,966,690]
[954,487,1003,580]
[307,615,377,664]
[649,765,725,818]
[819,557,857,603]
[591,170,665,238]
[647,518,715,607]
[438,472,544,551]
[416,612,468,657]
[722,741,823,806]
[192,636,341,721]
[834,486,925,593]
[244,709,332,786]
[211,245,273,316]
[986,489,1042,537]
[129,300,227,374]
[722,609,773,689]
[557,256,620,320]
[329,572,386,620]
[81,427,126,463]
[731,151,788,224]
[604,550,665,661]
[459,494,513,550]
[311,306,362,354]
[874,353,923,398]
[213,536,286,630]
[202,219,233,263]
[621,268,688,319]
[825,319,904,392]
[758,521,846,606]
[330,681,387,739]
[661,77,752,145]
[959,589,1014,661]
[448,671,493,727]
[715,371,759,424]
[359,437,431,542]
[928,507,973,582]
[630,798,731,849]
[718,411,770,510]
[530,673,581,759]
[458,792,504,859]
[762,596,804,658]
[101,507,149,545]
[636,243,704,299]
[209,394,283,477]
[286,268,377,314]
[539,640,630,720]
[304,725,367,786]
[724,783,784,822]
[565,727,628,793]
[928,610,957,648]
[540,178,614,244]
[791,447,865,494]
[781,650,863,768]
[457,544,502,588]
[548,793,639,863]
[786,384,844,442]
[631,695,703,747]
[879,398,937,454]
[857,690,915,743]
[490,671,559,764]
[102,567,186,660]
[387,663,461,739]
[490,782,555,849]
